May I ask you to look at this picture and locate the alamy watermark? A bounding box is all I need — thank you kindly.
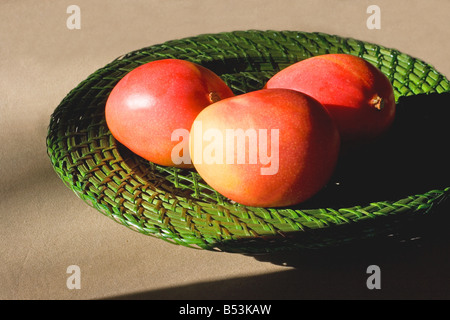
[367,5,381,29]
[366,265,381,290]
[66,5,81,30]
[171,121,280,175]
[66,265,81,289]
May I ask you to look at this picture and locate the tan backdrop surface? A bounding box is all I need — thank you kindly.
[1,0,450,300]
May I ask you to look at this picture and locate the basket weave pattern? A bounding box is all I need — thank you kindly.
[46,31,450,253]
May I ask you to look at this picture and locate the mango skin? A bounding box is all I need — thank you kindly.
[266,54,396,146]
[189,89,341,208]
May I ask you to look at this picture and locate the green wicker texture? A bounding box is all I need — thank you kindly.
[46,30,450,253]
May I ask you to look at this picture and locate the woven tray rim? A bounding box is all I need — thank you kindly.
[46,30,450,253]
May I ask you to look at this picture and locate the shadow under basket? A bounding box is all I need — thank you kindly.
[46,30,450,254]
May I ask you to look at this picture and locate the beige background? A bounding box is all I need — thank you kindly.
[1,0,450,300]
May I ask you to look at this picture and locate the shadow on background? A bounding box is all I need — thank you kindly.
[107,237,450,299]
[107,198,450,300]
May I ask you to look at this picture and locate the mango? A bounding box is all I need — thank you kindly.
[189,89,340,207]
[266,54,396,146]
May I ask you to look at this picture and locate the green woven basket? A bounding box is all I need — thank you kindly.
[46,30,450,253]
